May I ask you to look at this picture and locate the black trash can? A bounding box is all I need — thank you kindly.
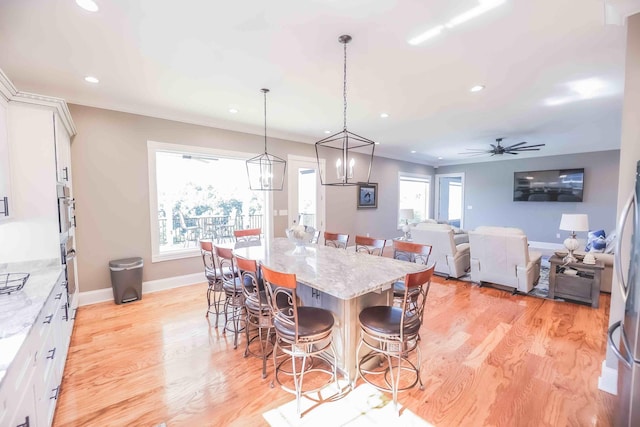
[109,257,143,304]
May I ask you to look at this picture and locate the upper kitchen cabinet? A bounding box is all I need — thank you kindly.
[0,96,11,220]
[54,112,72,185]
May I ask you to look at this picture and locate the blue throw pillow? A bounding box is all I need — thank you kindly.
[586,229,606,252]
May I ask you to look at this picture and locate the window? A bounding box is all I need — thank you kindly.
[148,141,270,262]
[398,172,431,225]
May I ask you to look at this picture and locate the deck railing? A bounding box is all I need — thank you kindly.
[159,214,264,246]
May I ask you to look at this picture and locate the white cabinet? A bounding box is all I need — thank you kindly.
[0,96,11,219]
[0,272,73,427]
[54,113,71,185]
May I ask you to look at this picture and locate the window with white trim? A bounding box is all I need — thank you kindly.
[398,172,431,225]
[148,141,269,262]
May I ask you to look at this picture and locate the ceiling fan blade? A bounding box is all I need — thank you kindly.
[505,141,528,149]
[517,143,546,149]
[510,148,542,152]
[506,152,519,155]
[490,144,497,150]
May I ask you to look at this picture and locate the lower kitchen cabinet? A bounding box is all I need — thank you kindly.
[0,272,74,427]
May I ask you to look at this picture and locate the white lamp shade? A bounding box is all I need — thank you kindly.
[559,214,589,232]
[399,209,415,221]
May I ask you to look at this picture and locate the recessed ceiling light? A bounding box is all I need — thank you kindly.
[84,76,99,83]
[324,130,331,134]
[470,85,485,92]
[411,150,417,154]
[229,108,238,114]
[380,113,389,118]
[76,0,99,12]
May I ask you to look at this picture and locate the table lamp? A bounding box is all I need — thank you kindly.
[399,209,414,240]
[559,213,589,263]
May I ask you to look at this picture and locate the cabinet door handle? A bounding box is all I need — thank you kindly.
[55,292,63,300]
[72,308,78,320]
[47,347,56,360]
[16,415,30,427]
[43,314,53,324]
[50,385,60,400]
[63,166,69,181]
[72,215,77,228]
[0,196,8,216]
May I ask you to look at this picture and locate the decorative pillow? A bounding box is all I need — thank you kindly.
[605,230,617,254]
[586,229,606,253]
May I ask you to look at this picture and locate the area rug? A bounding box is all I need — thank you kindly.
[457,256,551,300]
[263,383,432,426]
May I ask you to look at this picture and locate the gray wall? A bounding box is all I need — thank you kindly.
[437,150,620,243]
[68,104,431,292]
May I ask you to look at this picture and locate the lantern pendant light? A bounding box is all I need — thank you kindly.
[246,88,286,191]
[315,35,376,186]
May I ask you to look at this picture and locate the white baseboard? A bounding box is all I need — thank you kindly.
[598,360,618,395]
[78,272,205,306]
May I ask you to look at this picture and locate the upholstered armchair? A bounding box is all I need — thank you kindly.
[469,226,542,293]
[410,223,470,278]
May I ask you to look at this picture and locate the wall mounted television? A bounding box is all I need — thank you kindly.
[513,168,584,202]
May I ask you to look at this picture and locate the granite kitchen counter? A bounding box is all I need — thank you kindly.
[0,260,63,385]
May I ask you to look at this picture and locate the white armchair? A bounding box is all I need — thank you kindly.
[469,226,542,293]
[410,223,470,278]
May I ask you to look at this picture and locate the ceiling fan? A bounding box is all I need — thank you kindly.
[462,138,545,156]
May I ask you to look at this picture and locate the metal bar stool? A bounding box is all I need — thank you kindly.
[214,245,245,349]
[261,264,339,417]
[323,231,349,249]
[235,254,273,378]
[354,235,387,256]
[200,240,224,326]
[355,264,435,413]
[392,240,432,308]
[234,228,262,246]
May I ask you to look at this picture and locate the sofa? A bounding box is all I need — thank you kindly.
[469,226,542,293]
[410,222,470,278]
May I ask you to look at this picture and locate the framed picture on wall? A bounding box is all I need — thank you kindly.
[357,183,378,209]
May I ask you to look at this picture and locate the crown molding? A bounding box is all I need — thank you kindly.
[0,67,76,136]
[0,68,18,102]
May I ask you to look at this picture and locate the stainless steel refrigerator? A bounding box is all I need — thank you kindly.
[609,160,640,427]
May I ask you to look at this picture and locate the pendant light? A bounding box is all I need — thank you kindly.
[315,35,376,186]
[246,88,286,191]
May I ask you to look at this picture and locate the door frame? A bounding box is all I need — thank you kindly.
[434,172,465,229]
[287,154,326,232]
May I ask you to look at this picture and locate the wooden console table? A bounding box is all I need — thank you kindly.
[548,255,604,308]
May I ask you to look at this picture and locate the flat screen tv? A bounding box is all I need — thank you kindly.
[513,168,584,202]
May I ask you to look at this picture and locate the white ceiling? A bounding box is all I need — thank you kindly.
[1,0,639,166]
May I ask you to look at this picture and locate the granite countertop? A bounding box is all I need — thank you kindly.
[233,238,428,300]
[0,259,63,386]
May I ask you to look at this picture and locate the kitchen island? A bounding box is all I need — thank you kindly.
[233,238,428,381]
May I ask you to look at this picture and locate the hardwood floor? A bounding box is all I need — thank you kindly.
[53,277,616,426]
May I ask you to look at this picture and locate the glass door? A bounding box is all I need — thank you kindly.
[435,173,465,229]
[287,155,325,232]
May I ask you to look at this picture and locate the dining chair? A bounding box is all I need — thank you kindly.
[392,240,432,307]
[200,240,224,325]
[179,211,200,247]
[235,254,273,378]
[214,245,245,349]
[324,231,349,249]
[355,264,435,413]
[261,264,339,417]
[354,235,386,256]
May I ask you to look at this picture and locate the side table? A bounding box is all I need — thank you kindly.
[548,255,604,308]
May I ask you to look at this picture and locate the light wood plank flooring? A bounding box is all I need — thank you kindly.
[53,277,616,426]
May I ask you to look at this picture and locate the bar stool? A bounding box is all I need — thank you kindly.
[355,235,386,256]
[234,228,262,247]
[261,264,339,417]
[200,240,224,325]
[355,264,435,413]
[235,254,273,378]
[324,231,349,249]
[214,245,245,349]
[392,240,432,307]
